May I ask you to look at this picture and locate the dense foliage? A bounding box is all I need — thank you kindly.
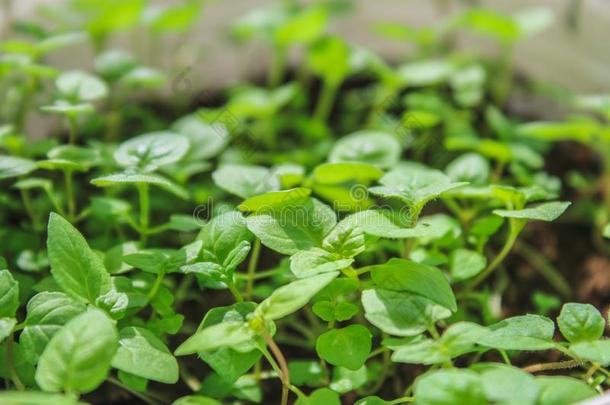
[1,1,610,404]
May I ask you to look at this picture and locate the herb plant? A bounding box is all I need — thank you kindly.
[0,2,609,405]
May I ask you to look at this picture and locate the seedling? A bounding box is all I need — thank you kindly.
[0,3,608,405]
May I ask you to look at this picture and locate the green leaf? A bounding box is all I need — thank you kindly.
[56,70,108,102]
[0,269,19,317]
[367,258,456,311]
[290,220,365,278]
[35,309,118,394]
[246,198,337,255]
[197,210,252,276]
[238,187,311,213]
[307,36,350,85]
[40,100,94,116]
[313,162,383,185]
[114,132,190,172]
[290,248,353,279]
[111,326,179,384]
[493,201,571,221]
[369,162,467,212]
[450,249,487,281]
[0,156,37,179]
[175,321,254,356]
[329,365,368,394]
[558,303,605,343]
[329,130,401,168]
[570,340,610,366]
[397,59,454,87]
[445,153,489,185]
[91,171,189,199]
[197,303,261,383]
[172,114,229,161]
[289,360,326,386]
[316,325,372,370]
[477,364,539,404]
[20,292,87,364]
[361,289,451,336]
[0,391,86,405]
[536,376,597,405]
[344,210,450,239]
[255,272,339,320]
[391,322,488,364]
[212,164,280,199]
[173,396,223,405]
[295,388,341,405]
[46,213,111,304]
[414,369,486,405]
[94,49,137,81]
[0,318,16,343]
[477,314,556,351]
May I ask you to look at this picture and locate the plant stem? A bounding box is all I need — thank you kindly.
[227,281,244,303]
[147,272,164,300]
[137,183,150,246]
[522,359,582,373]
[463,218,524,292]
[389,397,416,405]
[514,242,571,298]
[67,113,77,144]
[262,332,291,405]
[107,376,160,405]
[245,238,261,300]
[20,189,40,231]
[314,80,339,123]
[64,169,76,221]
[6,333,24,391]
[268,44,287,88]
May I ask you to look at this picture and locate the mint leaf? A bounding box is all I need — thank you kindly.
[493,201,571,221]
[477,314,556,351]
[47,213,111,304]
[0,269,19,317]
[558,303,605,343]
[367,258,457,312]
[255,272,339,320]
[35,309,118,394]
[362,289,451,336]
[316,325,372,370]
[246,198,336,255]
[111,326,179,384]
[20,292,87,364]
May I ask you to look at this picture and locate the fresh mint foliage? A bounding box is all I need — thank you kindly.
[0,1,608,404]
[46,213,111,304]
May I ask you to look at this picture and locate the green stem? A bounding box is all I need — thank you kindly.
[20,189,40,231]
[314,80,340,123]
[227,281,244,303]
[245,238,261,300]
[137,183,150,246]
[268,43,287,88]
[147,272,164,301]
[261,333,291,405]
[514,242,571,298]
[67,113,77,144]
[107,376,160,405]
[463,218,524,292]
[64,169,76,221]
[7,333,24,390]
[235,267,282,281]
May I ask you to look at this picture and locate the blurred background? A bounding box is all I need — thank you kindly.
[2,0,610,137]
[5,0,610,90]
